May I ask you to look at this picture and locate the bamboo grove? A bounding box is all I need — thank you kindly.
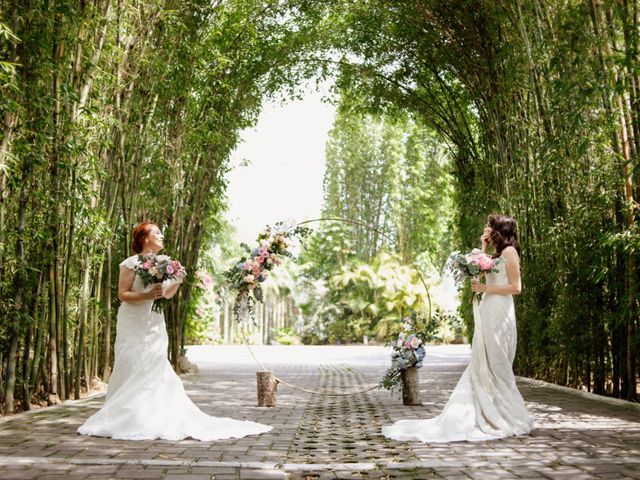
[318,0,640,400]
[0,0,322,413]
[1,0,640,415]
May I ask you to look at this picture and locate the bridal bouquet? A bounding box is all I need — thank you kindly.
[135,254,187,312]
[224,224,309,324]
[447,249,500,302]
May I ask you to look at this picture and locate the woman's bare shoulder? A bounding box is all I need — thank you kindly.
[502,246,520,261]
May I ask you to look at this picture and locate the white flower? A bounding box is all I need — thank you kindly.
[243,274,255,283]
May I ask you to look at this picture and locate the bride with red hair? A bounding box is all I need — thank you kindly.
[77,222,271,441]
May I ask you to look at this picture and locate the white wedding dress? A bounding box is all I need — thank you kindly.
[382,258,533,442]
[77,255,272,441]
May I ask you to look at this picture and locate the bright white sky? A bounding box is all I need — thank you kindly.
[225,82,337,243]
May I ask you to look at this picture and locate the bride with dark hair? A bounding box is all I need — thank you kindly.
[382,214,533,443]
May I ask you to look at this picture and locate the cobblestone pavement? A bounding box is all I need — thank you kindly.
[0,345,639,480]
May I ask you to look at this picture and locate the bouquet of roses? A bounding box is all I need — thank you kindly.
[135,253,187,312]
[447,249,500,303]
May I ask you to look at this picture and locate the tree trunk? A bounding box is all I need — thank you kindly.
[102,244,113,381]
[3,333,19,413]
[4,153,32,412]
[21,327,31,411]
[74,257,91,399]
[401,367,421,406]
[48,264,59,404]
[256,371,277,407]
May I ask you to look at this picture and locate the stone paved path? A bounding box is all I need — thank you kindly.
[0,345,639,480]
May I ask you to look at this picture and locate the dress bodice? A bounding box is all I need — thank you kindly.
[120,255,154,296]
[485,257,508,287]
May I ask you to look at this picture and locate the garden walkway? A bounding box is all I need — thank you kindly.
[0,345,639,480]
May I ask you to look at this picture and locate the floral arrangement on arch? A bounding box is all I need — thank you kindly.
[224,224,309,324]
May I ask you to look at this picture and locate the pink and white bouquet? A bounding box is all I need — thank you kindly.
[380,311,431,394]
[135,253,187,312]
[447,249,500,302]
[380,340,426,393]
[225,224,309,324]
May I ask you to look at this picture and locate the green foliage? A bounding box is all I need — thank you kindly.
[294,102,458,346]
[322,104,456,270]
[271,327,301,346]
[317,0,640,398]
[2,0,640,412]
[296,237,459,344]
[0,0,336,411]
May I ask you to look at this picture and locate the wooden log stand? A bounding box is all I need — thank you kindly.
[401,366,421,405]
[256,370,278,407]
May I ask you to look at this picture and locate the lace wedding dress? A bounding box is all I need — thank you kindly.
[382,258,533,442]
[77,255,272,441]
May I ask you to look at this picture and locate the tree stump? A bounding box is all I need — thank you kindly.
[256,371,278,407]
[401,367,421,405]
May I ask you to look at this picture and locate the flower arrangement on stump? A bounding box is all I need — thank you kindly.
[380,311,430,404]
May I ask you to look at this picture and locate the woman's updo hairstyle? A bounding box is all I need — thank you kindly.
[487,214,521,258]
[131,222,155,254]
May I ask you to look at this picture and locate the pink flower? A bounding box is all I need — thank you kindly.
[242,262,253,271]
[474,254,494,271]
[243,274,255,283]
[144,261,152,270]
[166,265,175,275]
[410,336,421,349]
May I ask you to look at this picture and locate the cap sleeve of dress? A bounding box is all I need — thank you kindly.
[119,255,140,270]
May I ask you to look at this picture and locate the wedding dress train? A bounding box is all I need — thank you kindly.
[77,255,272,441]
[382,259,533,442]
